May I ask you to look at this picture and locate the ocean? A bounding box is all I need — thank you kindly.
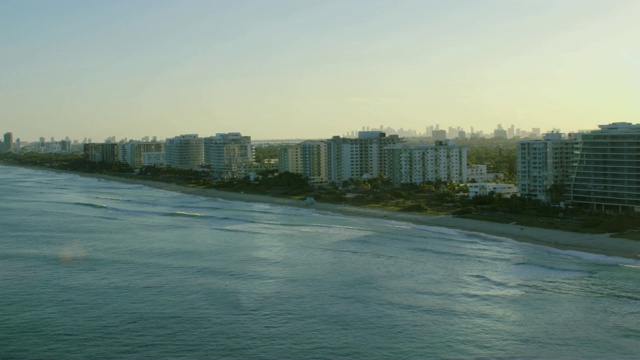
[1,165,639,358]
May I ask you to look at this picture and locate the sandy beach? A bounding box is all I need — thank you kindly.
[60,171,640,260]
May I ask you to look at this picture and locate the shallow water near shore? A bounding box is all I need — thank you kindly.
[2,165,640,358]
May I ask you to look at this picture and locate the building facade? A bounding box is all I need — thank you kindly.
[165,134,204,169]
[143,152,166,167]
[385,140,468,186]
[467,164,504,183]
[84,143,119,163]
[432,130,447,141]
[516,132,576,202]
[327,131,403,184]
[119,141,164,169]
[278,141,328,185]
[238,161,278,181]
[278,145,303,175]
[3,132,14,153]
[204,133,252,179]
[567,122,640,212]
[469,183,519,198]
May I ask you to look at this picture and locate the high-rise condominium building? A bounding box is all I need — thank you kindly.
[278,141,328,185]
[84,143,119,163]
[165,134,204,169]
[59,140,71,152]
[385,140,468,186]
[118,141,164,169]
[568,122,640,212]
[493,125,507,139]
[3,132,14,153]
[278,145,303,175]
[517,132,577,202]
[432,130,447,141]
[204,133,252,179]
[327,131,403,184]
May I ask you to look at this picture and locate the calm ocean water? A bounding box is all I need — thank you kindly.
[1,165,640,358]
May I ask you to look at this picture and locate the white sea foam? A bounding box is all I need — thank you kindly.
[550,248,640,265]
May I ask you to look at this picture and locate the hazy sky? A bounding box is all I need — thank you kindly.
[2,0,638,141]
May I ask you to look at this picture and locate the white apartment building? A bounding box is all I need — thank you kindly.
[469,183,519,198]
[517,132,576,202]
[278,141,328,185]
[143,152,165,167]
[238,161,278,181]
[165,134,204,169]
[118,141,164,169]
[327,131,403,184]
[467,164,504,183]
[385,140,468,186]
[568,122,640,212]
[204,133,252,179]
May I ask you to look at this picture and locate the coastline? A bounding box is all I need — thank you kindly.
[9,165,640,260]
[84,173,640,260]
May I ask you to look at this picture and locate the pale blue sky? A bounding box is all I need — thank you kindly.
[1,0,638,141]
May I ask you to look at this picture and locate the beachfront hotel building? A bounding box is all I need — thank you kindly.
[327,131,403,184]
[118,141,164,169]
[204,133,253,179]
[165,134,204,169]
[567,122,640,212]
[384,140,468,186]
[84,143,119,163]
[516,132,577,202]
[278,141,329,185]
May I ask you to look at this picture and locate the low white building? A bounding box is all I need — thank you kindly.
[469,183,519,198]
[238,161,278,181]
[467,164,504,183]
[143,152,166,167]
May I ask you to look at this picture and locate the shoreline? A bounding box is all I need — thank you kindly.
[9,165,640,260]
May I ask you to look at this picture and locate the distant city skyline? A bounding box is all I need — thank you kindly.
[2,0,638,142]
[4,121,563,144]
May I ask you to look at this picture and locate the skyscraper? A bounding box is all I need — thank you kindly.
[432,130,447,141]
[3,132,14,153]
